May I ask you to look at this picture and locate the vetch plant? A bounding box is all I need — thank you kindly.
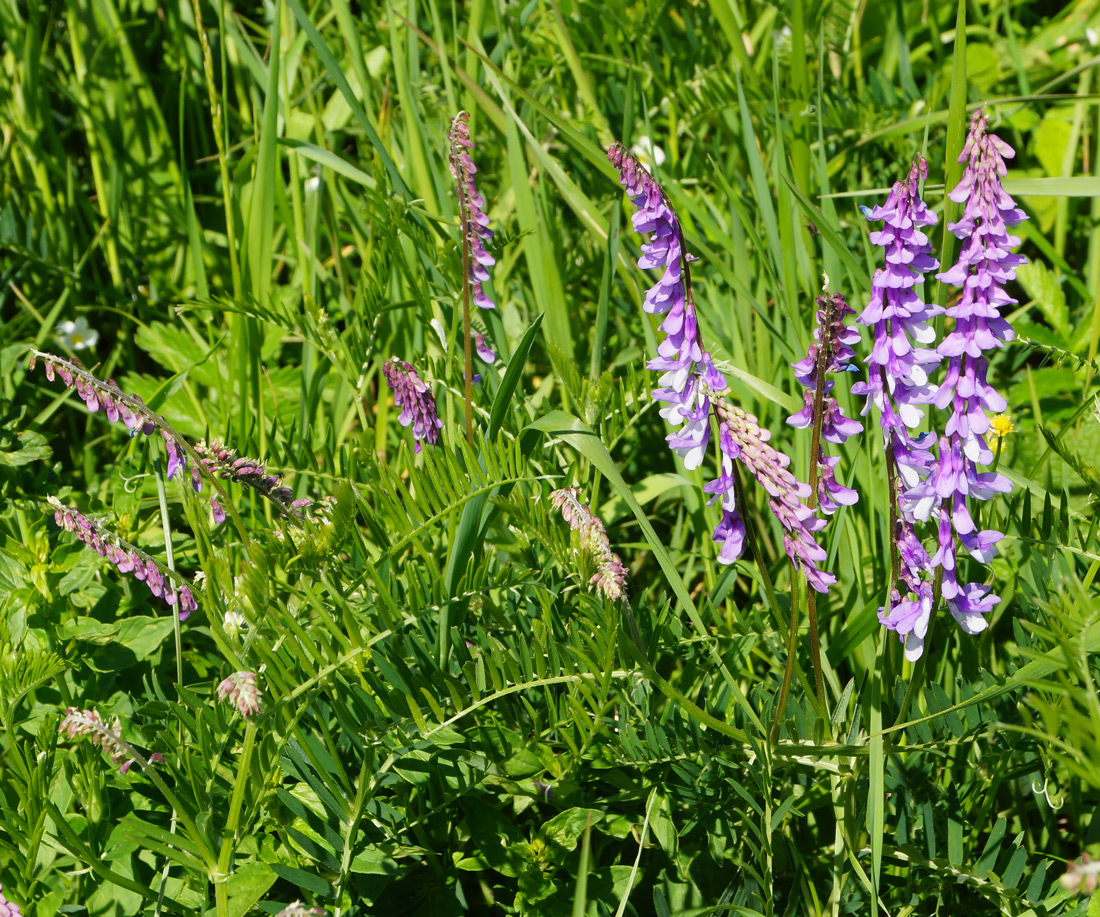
[788,287,862,516]
[383,357,443,453]
[607,142,833,594]
[448,110,496,442]
[216,671,262,717]
[196,440,311,524]
[549,487,628,602]
[30,351,202,492]
[786,284,862,705]
[922,108,1022,639]
[853,156,944,659]
[58,708,165,774]
[48,497,198,618]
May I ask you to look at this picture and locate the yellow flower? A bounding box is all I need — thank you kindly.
[988,414,1015,448]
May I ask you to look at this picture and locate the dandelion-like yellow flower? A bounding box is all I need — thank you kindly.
[988,414,1015,449]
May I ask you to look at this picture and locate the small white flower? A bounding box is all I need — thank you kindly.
[223,610,247,638]
[1088,27,1098,47]
[631,135,666,168]
[55,318,99,351]
[305,175,322,194]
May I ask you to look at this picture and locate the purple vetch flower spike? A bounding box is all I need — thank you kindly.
[851,156,943,489]
[850,156,948,653]
[217,671,263,717]
[549,487,628,602]
[0,884,23,917]
[787,289,862,514]
[610,141,832,589]
[30,351,202,493]
[59,708,161,773]
[48,497,198,620]
[607,142,719,486]
[194,441,310,523]
[921,108,1022,639]
[709,400,836,593]
[383,358,443,453]
[448,111,496,310]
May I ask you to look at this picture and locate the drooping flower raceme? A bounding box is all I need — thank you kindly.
[919,109,1021,636]
[549,487,629,602]
[448,111,496,312]
[788,291,862,514]
[708,402,836,592]
[196,440,311,524]
[609,143,834,592]
[851,157,943,658]
[31,352,203,492]
[217,671,262,717]
[59,708,164,774]
[49,497,198,619]
[383,358,443,453]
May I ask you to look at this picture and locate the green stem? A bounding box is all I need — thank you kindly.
[215,721,257,917]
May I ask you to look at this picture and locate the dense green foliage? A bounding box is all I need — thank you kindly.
[3,0,1100,914]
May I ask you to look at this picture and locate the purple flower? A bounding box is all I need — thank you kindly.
[30,352,202,493]
[787,291,862,514]
[878,520,935,659]
[217,671,262,717]
[474,332,496,364]
[549,487,628,602]
[710,402,837,593]
[383,358,443,453]
[923,109,1022,636]
[48,497,197,620]
[609,142,833,591]
[448,111,496,310]
[195,440,310,523]
[851,157,949,654]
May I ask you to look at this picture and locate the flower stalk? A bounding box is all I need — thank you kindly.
[448,111,496,442]
[549,487,629,602]
[787,284,862,708]
[49,497,198,619]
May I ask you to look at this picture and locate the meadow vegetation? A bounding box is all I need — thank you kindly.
[2,0,1100,914]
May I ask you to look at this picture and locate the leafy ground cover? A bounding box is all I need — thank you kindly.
[2,0,1100,914]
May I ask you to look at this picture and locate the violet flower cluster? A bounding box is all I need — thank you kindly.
[788,291,862,514]
[0,885,21,917]
[383,358,443,453]
[549,487,629,602]
[858,112,1022,658]
[609,143,834,592]
[217,671,262,717]
[59,708,164,774]
[851,156,944,658]
[448,111,496,312]
[49,497,197,619]
[196,440,310,524]
[30,351,202,492]
[918,109,1021,633]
